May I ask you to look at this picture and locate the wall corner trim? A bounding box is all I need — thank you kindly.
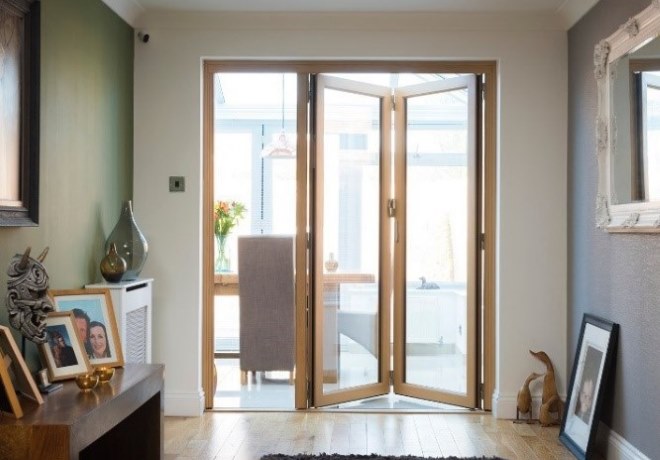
[101,0,144,27]
[557,0,600,30]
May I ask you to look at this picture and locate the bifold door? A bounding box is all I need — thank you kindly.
[312,73,478,409]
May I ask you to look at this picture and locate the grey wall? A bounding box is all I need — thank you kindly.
[0,0,133,369]
[569,0,660,457]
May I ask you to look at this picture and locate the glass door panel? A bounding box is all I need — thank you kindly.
[212,72,298,409]
[313,75,391,406]
[393,76,478,407]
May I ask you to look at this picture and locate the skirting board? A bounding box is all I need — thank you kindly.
[596,423,651,460]
[165,389,205,416]
[493,393,650,460]
[492,391,565,420]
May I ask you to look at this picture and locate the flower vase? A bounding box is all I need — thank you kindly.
[105,200,148,281]
[100,243,127,283]
[215,233,231,272]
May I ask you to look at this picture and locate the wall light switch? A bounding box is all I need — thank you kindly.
[169,176,185,192]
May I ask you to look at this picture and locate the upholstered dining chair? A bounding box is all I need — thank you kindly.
[238,235,295,385]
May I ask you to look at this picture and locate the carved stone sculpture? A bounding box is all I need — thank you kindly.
[515,371,543,423]
[6,247,54,344]
[530,350,564,426]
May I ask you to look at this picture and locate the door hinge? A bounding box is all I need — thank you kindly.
[389,370,394,386]
[391,94,396,111]
[308,87,312,103]
[306,232,311,249]
[306,294,310,325]
[481,84,486,100]
[388,198,396,217]
[479,233,485,250]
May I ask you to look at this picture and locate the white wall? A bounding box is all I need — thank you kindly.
[133,11,568,417]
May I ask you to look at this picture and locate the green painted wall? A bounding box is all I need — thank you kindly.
[0,0,133,369]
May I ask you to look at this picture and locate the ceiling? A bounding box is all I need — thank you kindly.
[131,0,573,13]
[103,0,599,28]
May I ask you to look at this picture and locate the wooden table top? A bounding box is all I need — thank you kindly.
[0,363,163,427]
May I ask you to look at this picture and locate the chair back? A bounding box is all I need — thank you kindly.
[238,235,295,372]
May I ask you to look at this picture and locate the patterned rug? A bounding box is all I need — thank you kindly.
[261,455,506,460]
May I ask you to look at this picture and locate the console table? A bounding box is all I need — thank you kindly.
[0,364,163,460]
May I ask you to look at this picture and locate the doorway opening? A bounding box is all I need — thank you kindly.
[202,62,497,412]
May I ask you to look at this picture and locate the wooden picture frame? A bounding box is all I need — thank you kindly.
[560,314,619,460]
[49,289,124,368]
[0,325,43,404]
[39,312,93,382]
[0,0,40,227]
[0,348,23,418]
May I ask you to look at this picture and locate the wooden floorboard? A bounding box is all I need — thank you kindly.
[164,412,580,459]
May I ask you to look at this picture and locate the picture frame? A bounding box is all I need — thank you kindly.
[0,347,24,419]
[560,314,619,460]
[39,312,93,382]
[49,289,124,368]
[0,0,40,227]
[0,325,43,404]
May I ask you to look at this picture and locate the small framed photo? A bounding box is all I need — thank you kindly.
[560,314,619,460]
[39,312,93,382]
[49,289,124,368]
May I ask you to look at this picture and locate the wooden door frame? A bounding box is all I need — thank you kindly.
[201,60,496,411]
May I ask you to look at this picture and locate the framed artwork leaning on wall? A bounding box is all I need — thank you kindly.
[560,314,619,460]
[0,325,42,404]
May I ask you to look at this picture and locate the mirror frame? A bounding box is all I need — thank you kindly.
[596,0,660,232]
[0,0,40,227]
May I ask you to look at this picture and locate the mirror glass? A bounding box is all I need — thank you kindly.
[610,36,660,205]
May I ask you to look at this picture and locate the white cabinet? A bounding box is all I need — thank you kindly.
[85,278,153,363]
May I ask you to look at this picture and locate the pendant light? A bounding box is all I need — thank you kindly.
[261,75,296,157]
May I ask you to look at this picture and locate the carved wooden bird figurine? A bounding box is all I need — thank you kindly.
[515,371,543,423]
[530,350,564,426]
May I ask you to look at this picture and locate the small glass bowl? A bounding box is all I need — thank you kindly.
[94,366,115,384]
[75,373,99,392]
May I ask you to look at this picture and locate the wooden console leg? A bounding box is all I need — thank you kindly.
[240,370,247,385]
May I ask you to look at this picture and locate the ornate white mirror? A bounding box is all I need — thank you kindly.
[596,1,660,232]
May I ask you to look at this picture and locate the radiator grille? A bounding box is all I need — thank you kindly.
[126,306,148,363]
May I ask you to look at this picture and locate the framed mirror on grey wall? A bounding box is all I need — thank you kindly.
[595,1,660,232]
[0,0,40,227]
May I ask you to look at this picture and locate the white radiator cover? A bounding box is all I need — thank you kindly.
[86,278,153,364]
